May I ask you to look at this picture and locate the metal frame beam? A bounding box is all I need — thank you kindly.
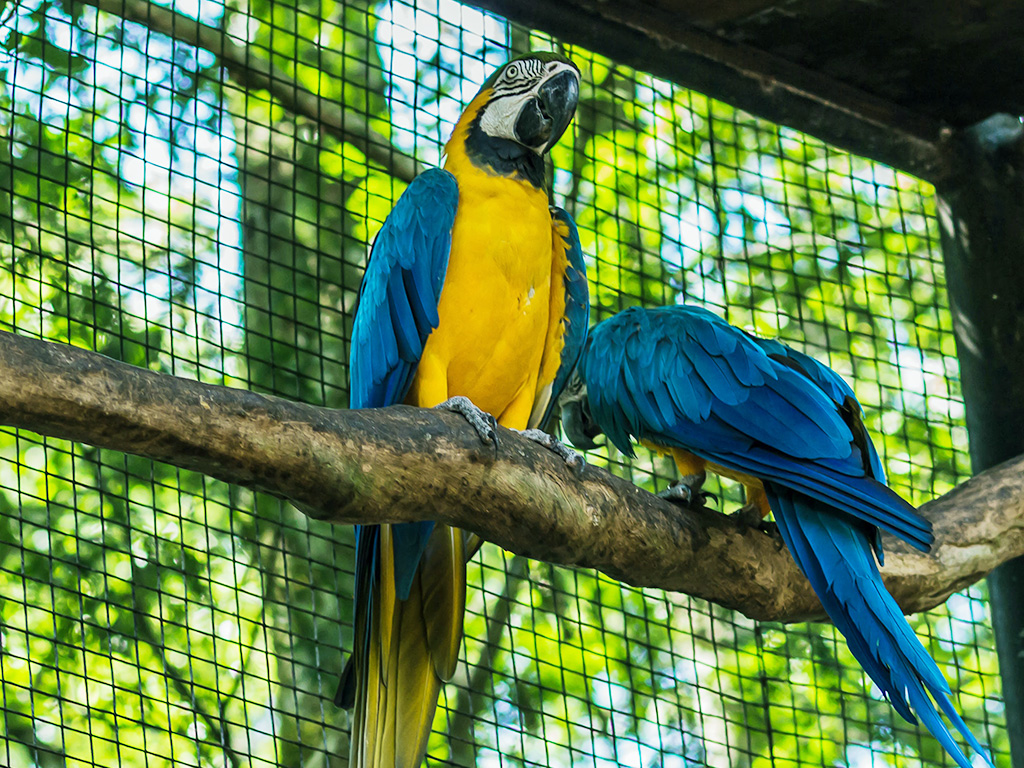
[937,115,1024,767]
[466,0,955,184]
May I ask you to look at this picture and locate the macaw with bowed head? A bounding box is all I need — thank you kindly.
[337,53,589,768]
[559,304,991,768]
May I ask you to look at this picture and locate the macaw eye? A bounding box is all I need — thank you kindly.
[504,63,521,81]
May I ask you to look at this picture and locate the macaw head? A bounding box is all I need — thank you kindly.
[451,53,580,184]
[475,53,580,154]
[558,367,604,451]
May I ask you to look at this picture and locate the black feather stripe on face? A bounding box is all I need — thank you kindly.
[491,58,545,96]
[475,52,578,99]
[492,82,540,99]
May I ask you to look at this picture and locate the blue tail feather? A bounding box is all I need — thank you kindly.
[712,446,932,551]
[767,486,992,768]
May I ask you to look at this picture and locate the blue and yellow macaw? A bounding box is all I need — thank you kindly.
[560,304,990,768]
[337,53,588,768]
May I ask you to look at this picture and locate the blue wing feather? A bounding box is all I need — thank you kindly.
[350,168,457,411]
[536,207,590,427]
[387,277,421,361]
[752,336,889,484]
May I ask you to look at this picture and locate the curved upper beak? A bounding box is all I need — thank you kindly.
[514,68,580,154]
[560,396,603,451]
[538,69,579,151]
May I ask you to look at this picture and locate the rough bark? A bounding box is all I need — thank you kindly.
[0,330,1021,622]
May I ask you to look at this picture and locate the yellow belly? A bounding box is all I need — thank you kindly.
[645,441,771,518]
[406,171,563,431]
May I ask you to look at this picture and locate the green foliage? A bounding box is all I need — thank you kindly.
[0,2,1007,767]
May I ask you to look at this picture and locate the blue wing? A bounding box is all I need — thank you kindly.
[582,304,930,551]
[349,168,458,411]
[748,335,887,484]
[746,333,891,560]
[535,207,590,427]
[741,332,987,764]
[337,170,458,711]
[348,168,457,601]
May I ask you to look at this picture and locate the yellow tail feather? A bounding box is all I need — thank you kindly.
[349,522,467,768]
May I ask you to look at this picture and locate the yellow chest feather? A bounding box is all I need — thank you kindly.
[406,143,567,429]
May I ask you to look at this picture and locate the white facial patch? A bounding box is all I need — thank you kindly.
[479,94,527,142]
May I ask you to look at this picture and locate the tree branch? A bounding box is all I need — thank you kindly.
[0,330,1021,622]
[77,0,422,183]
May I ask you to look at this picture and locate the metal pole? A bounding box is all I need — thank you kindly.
[936,114,1024,766]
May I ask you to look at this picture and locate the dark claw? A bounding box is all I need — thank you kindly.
[656,472,714,509]
[516,428,586,473]
[729,504,777,536]
[730,503,765,528]
[656,483,715,509]
[435,396,498,449]
[486,412,499,456]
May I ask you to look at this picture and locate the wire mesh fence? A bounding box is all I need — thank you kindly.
[0,0,1009,766]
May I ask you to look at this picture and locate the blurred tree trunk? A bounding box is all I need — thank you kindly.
[225,1,388,761]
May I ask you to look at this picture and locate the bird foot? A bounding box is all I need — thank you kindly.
[515,428,586,472]
[434,396,498,448]
[656,472,716,509]
[730,503,777,535]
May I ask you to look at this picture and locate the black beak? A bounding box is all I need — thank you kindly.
[561,396,603,451]
[514,69,580,153]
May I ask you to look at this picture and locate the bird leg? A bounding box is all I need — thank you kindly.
[730,485,777,535]
[514,428,586,472]
[434,396,498,447]
[656,471,716,509]
[730,502,764,528]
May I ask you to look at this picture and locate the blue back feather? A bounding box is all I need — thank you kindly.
[582,305,930,550]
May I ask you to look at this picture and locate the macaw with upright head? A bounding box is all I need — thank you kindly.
[560,304,990,768]
[337,53,589,768]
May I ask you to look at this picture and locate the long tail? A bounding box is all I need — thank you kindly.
[338,522,466,768]
[766,486,991,768]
